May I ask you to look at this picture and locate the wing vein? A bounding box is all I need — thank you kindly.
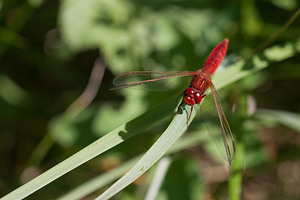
[111,71,198,90]
[208,80,236,163]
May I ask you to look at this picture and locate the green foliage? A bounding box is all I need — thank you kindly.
[1,0,300,200]
[59,0,231,73]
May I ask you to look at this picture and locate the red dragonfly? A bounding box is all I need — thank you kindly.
[112,39,236,164]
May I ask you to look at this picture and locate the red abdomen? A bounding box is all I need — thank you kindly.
[201,39,228,75]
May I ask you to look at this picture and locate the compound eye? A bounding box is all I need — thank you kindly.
[194,92,202,104]
[184,96,196,106]
[184,88,194,96]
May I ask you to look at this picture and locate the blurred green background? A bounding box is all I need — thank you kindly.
[1,0,300,199]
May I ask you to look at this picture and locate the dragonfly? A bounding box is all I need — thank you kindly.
[111,39,236,164]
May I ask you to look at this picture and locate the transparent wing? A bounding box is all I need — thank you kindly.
[111,71,199,90]
[201,80,236,164]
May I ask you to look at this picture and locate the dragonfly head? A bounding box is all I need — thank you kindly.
[184,87,202,106]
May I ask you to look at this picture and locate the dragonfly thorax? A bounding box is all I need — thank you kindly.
[183,87,202,106]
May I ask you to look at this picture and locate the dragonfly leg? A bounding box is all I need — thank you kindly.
[187,105,193,126]
[176,97,185,115]
[176,93,183,102]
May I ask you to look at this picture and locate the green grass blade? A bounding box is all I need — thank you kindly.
[1,99,177,200]
[229,141,245,200]
[95,104,200,200]
[255,108,300,132]
[57,157,139,200]
[145,157,172,200]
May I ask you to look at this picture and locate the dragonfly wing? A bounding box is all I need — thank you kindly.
[200,80,236,164]
[111,71,198,90]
